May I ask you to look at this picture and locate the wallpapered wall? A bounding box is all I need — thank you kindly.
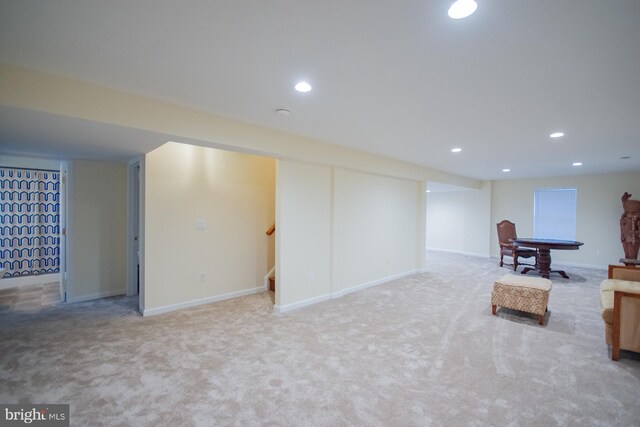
[0,167,60,277]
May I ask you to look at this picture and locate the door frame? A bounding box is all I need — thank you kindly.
[58,161,69,302]
[126,158,141,300]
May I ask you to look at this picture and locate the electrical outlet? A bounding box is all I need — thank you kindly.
[308,272,315,281]
[199,272,206,283]
[596,250,603,257]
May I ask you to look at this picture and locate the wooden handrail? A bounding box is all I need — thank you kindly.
[266,224,275,236]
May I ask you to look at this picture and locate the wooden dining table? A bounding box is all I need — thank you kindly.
[510,238,584,279]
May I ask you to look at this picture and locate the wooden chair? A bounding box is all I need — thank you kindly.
[600,265,640,360]
[496,220,537,271]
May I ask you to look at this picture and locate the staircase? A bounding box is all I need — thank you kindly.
[266,224,275,292]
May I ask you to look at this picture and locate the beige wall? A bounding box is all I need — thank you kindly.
[143,142,275,312]
[275,160,333,307]
[333,169,420,292]
[491,172,640,268]
[66,160,127,301]
[0,154,60,170]
[0,63,480,189]
[426,181,492,257]
[276,161,423,310]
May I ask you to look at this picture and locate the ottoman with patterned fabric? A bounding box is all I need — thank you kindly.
[492,274,552,325]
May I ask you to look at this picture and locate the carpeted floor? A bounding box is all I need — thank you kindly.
[1,252,639,426]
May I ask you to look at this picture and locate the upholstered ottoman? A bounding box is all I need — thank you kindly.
[492,274,552,325]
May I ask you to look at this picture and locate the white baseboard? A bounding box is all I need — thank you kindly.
[70,288,126,303]
[142,285,264,317]
[273,293,332,314]
[274,269,419,314]
[487,256,609,272]
[0,273,59,290]
[426,247,490,258]
[331,269,420,299]
[550,261,608,271]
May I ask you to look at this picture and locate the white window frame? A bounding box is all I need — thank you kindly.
[533,187,577,241]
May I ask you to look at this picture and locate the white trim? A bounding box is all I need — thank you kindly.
[126,158,141,297]
[69,288,126,303]
[487,256,609,271]
[274,293,332,314]
[263,266,275,290]
[59,161,68,303]
[551,261,607,271]
[426,247,490,258]
[275,269,420,313]
[0,273,59,290]
[331,269,420,299]
[138,156,146,315]
[142,285,264,317]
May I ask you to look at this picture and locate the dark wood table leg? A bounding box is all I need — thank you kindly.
[522,249,552,278]
[537,249,551,278]
[521,249,570,279]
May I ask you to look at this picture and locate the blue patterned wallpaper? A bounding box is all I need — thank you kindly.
[0,168,61,277]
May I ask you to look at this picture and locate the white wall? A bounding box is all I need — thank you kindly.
[426,181,492,257]
[491,172,640,268]
[66,159,127,301]
[143,142,275,313]
[275,161,424,311]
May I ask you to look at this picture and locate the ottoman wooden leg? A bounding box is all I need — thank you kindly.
[538,314,544,325]
[492,304,497,315]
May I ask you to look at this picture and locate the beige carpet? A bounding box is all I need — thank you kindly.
[1,252,639,426]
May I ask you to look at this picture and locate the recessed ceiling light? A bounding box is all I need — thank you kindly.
[275,108,290,117]
[451,148,462,153]
[502,168,511,173]
[550,132,565,138]
[426,190,432,193]
[572,162,582,166]
[448,0,478,19]
[294,81,312,93]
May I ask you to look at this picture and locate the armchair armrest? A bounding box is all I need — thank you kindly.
[612,290,640,360]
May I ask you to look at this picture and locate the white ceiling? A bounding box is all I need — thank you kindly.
[1,0,639,180]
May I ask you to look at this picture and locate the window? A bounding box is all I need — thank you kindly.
[533,188,577,240]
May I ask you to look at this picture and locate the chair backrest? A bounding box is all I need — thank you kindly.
[497,220,517,245]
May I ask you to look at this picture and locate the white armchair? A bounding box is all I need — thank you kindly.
[600,265,640,360]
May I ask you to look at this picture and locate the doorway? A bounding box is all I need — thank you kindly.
[126,159,141,304]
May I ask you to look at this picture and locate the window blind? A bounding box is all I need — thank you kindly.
[533,188,577,240]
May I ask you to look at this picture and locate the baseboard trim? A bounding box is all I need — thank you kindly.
[273,293,332,314]
[426,247,490,259]
[275,269,419,314]
[332,269,420,299]
[488,256,609,271]
[550,261,607,271]
[71,288,126,303]
[142,286,264,317]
